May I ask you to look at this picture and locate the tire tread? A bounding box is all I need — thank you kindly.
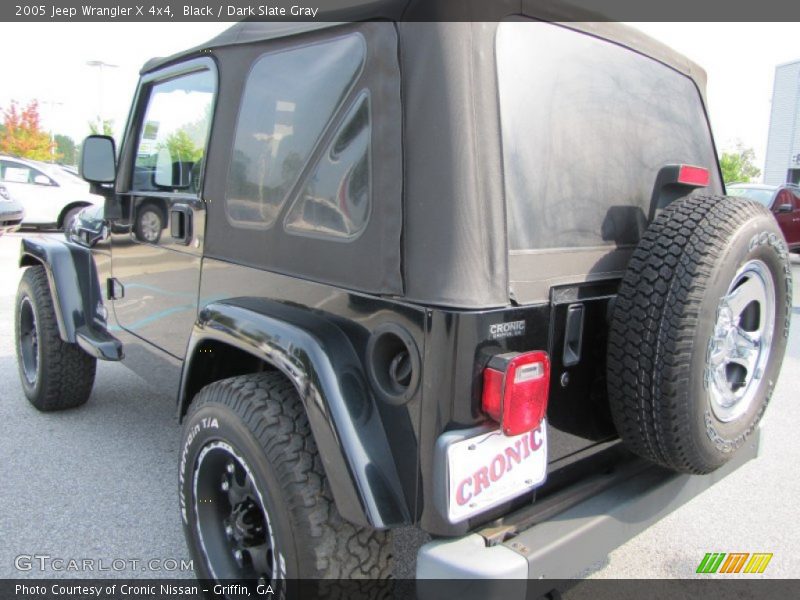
[607,194,786,473]
[16,266,96,411]
[186,372,393,580]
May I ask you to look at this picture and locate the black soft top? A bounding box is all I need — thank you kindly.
[138,11,715,309]
[141,3,707,93]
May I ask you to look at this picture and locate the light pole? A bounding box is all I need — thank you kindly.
[86,60,118,133]
[41,99,64,163]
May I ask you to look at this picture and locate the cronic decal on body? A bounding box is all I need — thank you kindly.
[489,320,526,340]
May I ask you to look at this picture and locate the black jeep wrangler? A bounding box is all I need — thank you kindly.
[14,12,792,589]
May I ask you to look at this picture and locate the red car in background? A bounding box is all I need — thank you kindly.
[728,183,800,252]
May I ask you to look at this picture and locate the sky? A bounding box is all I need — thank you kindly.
[0,21,798,180]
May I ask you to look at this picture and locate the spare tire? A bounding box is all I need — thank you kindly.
[607,194,792,474]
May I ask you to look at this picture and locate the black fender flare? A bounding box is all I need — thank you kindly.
[19,237,122,361]
[179,298,411,530]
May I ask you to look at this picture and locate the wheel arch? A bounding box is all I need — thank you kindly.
[57,202,92,228]
[178,299,411,530]
[19,237,94,342]
[18,237,122,361]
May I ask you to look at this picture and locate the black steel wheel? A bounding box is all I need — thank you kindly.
[179,372,392,590]
[193,440,277,583]
[18,295,39,386]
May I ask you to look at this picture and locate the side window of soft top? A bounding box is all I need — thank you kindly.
[225,33,371,241]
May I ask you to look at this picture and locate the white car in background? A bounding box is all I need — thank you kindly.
[0,155,103,230]
[0,183,24,235]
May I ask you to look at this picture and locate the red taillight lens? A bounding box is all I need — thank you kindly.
[482,351,550,436]
[677,164,710,187]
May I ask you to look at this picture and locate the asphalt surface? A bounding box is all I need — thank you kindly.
[0,230,798,581]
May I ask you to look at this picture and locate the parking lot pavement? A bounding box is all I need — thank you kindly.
[0,230,798,580]
[0,232,192,579]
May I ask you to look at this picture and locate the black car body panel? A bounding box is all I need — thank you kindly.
[180,296,415,528]
[192,258,429,528]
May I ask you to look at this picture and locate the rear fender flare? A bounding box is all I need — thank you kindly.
[179,298,411,530]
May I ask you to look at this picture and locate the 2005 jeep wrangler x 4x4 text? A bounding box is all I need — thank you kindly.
[14,11,792,591]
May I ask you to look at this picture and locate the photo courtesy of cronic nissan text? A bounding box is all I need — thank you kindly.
[1,1,799,599]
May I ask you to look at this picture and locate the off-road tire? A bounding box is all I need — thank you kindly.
[180,372,393,586]
[607,195,792,474]
[15,266,96,411]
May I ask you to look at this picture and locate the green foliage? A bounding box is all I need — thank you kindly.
[88,118,115,137]
[163,129,203,162]
[0,100,58,161]
[720,142,761,185]
[54,134,77,165]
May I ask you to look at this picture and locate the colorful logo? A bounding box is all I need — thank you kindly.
[696,552,773,574]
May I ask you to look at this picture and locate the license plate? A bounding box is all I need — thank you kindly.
[446,421,547,523]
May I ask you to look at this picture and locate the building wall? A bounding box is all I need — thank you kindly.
[764,60,800,185]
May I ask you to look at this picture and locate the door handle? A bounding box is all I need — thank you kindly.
[170,204,193,245]
[562,303,585,367]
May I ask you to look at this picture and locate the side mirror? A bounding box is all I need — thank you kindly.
[777,203,793,213]
[33,174,51,186]
[154,147,192,190]
[80,135,116,184]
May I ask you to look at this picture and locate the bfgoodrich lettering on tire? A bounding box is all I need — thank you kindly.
[607,195,792,474]
[179,372,392,588]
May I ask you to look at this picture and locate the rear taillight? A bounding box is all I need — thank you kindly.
[482,351,550,436]
[677,164,710,187]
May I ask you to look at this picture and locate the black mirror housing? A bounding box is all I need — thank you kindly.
[80,135,117,184]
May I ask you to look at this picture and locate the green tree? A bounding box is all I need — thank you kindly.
[88,118,114,137]
[163,129,203,162]
[0,100,58,160]
[720,142,761,184]
[54,134,77,165]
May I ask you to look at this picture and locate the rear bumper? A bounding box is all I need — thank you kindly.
[417,429,759,582]
[0,209,24,234]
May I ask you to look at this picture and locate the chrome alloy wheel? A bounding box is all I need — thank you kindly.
[707,259,776,422]
[139,210,161,242]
